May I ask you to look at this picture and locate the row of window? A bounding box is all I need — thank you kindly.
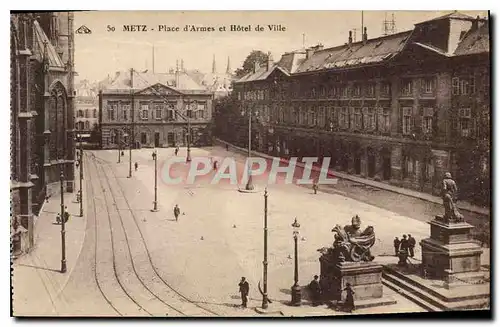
[106,102,207,121]
[77,109,97,118]
[238,75,479,101]
[402,156,434,182]
[257,104,475,138]
[76,121,97,130]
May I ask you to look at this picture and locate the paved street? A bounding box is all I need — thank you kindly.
[12,146,490,317]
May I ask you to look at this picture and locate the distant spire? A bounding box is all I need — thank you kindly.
[212,54,216,74]
[226,56,231,75]
[181,59,184,72]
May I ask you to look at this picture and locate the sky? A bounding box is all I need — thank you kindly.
[73,10,488,82]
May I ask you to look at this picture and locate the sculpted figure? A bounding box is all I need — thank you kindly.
[442,172,464,223]
[330,215,375,262]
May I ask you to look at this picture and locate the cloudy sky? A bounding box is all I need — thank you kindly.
[74,10,488,82]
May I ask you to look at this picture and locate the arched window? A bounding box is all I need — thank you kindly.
[78,109,84,117]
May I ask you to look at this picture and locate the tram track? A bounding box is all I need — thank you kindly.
[88,152,219,317]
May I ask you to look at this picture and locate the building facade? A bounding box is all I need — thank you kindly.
[11,12,76,253]
[99,70,214,149]
[75,80,99,136]
[232,13,490,206]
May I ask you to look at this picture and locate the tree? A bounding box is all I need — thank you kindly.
[234,50,269,78]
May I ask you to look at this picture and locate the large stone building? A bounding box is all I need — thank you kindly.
[232,12,490,206]
[11,12,76,253]
[99,69,214,149]
[75,79,99,136]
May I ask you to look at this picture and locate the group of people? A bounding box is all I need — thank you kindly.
[393,234,417,257]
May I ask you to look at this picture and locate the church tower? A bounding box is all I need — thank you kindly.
[226,56,231,75]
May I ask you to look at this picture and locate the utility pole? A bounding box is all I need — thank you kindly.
[246,104,254,190]
[151,150,158,212]
[128,68,134,178]
[290,218,301,306]
[79,135,83,217]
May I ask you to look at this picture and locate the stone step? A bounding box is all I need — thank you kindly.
[382,271,489,311]
[383,267,489,303]
[382,278,441,312]
[382,273,445,311]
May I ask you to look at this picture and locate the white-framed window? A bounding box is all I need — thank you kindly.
[353,84,361,97]
[122,104,130,120]
[452,77,460,95]
[354,108,362,129]
[140,104,149,120]
[340,107,349,129]
[402,107,412,135]
[84,121,90,129]
[382,108,390,132]
[366,84,375,97]
[340,86,348,97]
[363,107,376,130]
[422,107,434,134]
[401,79,413,96]
[459,108,472,137]
[381,82,391,97]
[107,104,116,121]
[154,104,162,120]
[470,75,476,94]
[460,79,469,95]
[423,78,434,94]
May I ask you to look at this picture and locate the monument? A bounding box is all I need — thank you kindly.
[318,215,396,309]
[383,172,489,311]
[420,172,484,286]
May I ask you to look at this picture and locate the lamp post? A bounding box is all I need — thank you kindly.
[151,150,158,212]
[241,104,255,191]
[261,188,270,309]
[290,217,301,306]
[117,131,121,163]
[79,135,83,217]
[186,100,192,163]
[59,161,67,273]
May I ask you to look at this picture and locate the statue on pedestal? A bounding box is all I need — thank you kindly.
[319,215,375,263]
[441,172,464,223]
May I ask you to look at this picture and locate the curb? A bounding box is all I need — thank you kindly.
[215,139,489,216]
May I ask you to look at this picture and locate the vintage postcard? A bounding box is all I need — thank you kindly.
[10,10,491,317]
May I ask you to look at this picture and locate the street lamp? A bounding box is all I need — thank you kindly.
[261,188,270,309]
[241,105,255,191]
[128,127,133,178]
[117,131,121,163]
[59,161,67,273]
[78,135,83,217]
[291,217,301,306]
[186,100,192,163]
[151,150,159,212]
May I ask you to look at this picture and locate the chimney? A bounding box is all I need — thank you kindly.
[306,47,314,59]
[266,52,273,71]
[348,31,353,46]
[363,27,368,44]
[253,61,260,73]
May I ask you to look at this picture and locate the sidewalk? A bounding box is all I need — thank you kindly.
[215,139,489,216]
[12,178,88,316]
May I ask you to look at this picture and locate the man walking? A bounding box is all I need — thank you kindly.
[408,234,416,257]
[238,277,249,308]
[175,146,179,156]
[400,235,409,255]
[393,237,401,256]
[173,204,180,222]
[308,275,322,306]
[134,162,138,171]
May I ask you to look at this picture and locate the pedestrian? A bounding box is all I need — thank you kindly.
[308,275,322,306]
[121,151,124,156]
[400,235,409,255]
[64,206,70,223]
[393,237,401,256]
[312,182,319,195]
[173,204,180,222]
[213,160,218,170]
[238,277,249,308]
[175,146,179,156]
[408,234,416,257]
[134,162,138,171]
[343,283,355,313]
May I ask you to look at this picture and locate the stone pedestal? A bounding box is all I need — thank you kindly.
[420,216,483,286]
[320,256,396,308]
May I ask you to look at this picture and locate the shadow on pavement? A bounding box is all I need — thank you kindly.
[15,263,61,273]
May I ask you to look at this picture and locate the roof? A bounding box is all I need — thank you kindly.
[295,31,412,73]
[103,70,209,94]
[453,21,490,56]
[416,11,475,25]
[32,20,65,68]
[235,64,290,84]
